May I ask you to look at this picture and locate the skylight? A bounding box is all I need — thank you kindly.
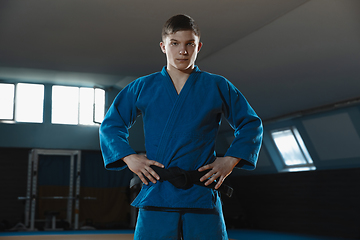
[271,127,315,172]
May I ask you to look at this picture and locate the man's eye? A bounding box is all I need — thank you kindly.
[187,43,195,46]
[171,42,178,46]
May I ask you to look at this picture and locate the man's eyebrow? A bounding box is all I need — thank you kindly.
[170,39,196,42]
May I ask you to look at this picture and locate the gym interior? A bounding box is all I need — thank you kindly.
[1,1,360,239]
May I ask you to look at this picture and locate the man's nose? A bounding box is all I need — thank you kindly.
[179,47,188,55]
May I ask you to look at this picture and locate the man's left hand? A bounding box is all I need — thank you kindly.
[198,156,241,189]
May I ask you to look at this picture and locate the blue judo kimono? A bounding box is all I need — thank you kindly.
[99,66,263,210]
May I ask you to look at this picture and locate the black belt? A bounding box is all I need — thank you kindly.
[130,166,233,197]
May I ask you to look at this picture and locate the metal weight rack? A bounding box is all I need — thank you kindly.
[21,149,82,231]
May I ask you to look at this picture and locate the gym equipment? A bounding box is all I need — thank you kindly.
[19,149,82,231]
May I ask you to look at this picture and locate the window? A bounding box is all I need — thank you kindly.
[52,86,105,125]
[0,83,104,125]
[0,83,44,123]
[271,127,315,172]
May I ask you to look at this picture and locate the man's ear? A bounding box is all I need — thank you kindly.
[160,42,166,53]
[197,42,203,52]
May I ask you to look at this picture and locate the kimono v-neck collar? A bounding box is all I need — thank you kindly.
[156,66,202,166]
[161,66,201,103]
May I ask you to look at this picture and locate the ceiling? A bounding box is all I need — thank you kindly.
[0,0,359,122]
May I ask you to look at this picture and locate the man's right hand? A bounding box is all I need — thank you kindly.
[122,154,164,185]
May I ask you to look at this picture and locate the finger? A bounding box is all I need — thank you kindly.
[214,177,225,189]
[137,173,149,185]
[200,170,215,182]
[143,168,158,184]
[146,167,161,181]
[198,164,211,172]
[205,173,220,186]
[149,160,165,168]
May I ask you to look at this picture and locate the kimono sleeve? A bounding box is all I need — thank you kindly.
[99,81,141,171]
[221,79,263,170]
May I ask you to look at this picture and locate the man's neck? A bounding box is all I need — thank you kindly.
[166,66,193,94]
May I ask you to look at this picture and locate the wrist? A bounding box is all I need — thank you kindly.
[122,154,136,163]
[226,156,241,165]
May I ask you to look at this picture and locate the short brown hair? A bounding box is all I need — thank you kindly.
[162,14,201,39]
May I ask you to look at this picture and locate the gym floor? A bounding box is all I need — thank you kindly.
[0,230,344,240]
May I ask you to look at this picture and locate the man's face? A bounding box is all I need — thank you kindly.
[160,30,202,73]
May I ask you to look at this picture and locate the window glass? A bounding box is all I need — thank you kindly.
[271,129,308,166]
[79,87,94,125]
[293,127,314,164]
[15,83,44,123]
[52,86,79,125]
[94,88,105,123]
[0,83,15,120]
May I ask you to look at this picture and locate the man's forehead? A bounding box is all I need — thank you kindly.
[164,30,200,42]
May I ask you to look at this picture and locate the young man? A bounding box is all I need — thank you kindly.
[100,14,263,240]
